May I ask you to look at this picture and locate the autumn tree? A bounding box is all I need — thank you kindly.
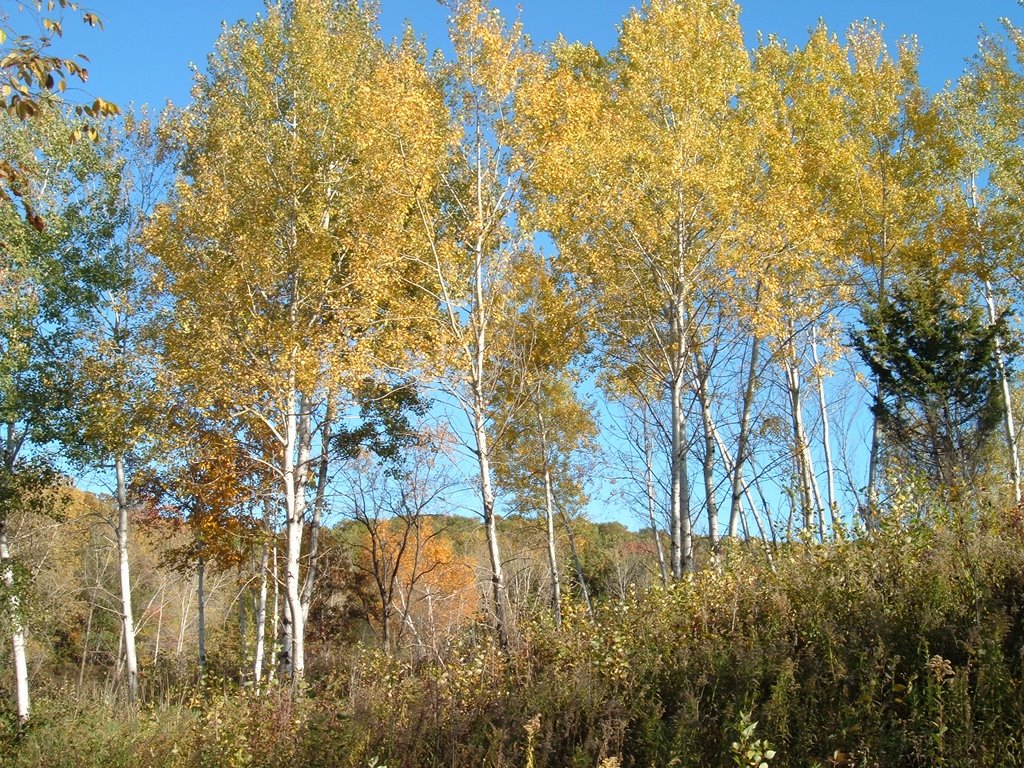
[817,24,950,513]
[490,256,596,626]
[147,0,443,686]
[44,113,173,705]
[523,0,757,575]
[406,0,543,644]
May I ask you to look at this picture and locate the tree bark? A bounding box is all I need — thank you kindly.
[729,333,760,538]
[985,281,1022,505]
[537,412,562,627]
[253,538,269,687]
[693,342,719,553]
[669,299,693,575]
[668,291,694,576]
[0,521,29,724]
[114,455,139,704]
[542,466,562,627]
[268,542,279,685]
[811,326,839,531]
[471,389,509,646]
[643,413,669,586]
[785,349,824,539]
[282,387,310,686]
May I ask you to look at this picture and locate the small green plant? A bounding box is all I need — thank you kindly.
[731,712,776,768]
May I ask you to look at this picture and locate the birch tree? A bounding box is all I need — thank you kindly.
[406,0,543,644]
[524,0,756,575]
[148,0,442,685]
[0,107,119,722]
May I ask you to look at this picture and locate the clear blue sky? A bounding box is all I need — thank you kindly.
[52,0,1021,112]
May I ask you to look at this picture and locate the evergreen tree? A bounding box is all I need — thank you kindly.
[852,276,1012,492]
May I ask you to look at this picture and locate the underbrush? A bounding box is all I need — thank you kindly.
[6,512,1024,767]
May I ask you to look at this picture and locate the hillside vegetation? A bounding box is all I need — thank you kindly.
[6,502,1024,767]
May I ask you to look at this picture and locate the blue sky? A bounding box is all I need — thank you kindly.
[51,0,1022,112]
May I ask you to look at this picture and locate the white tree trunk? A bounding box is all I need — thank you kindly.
[114,455,139,704]
[253,538,269,687]
[0,523,29,724]
[670,358,693,575]
[542,466,562,627]
[985,281,1022,505]
[729,333,760,538]
[537,413,562,626]
[282,388,310,686]
[811,326,839,531]
[471,391,509,646]
[643,414,669,586]
[693,345,719,553]
[268,542,279,685]
[669,293,694,576]
[785,354,824,539]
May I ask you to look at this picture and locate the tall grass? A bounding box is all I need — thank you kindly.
[6,509,1024,767]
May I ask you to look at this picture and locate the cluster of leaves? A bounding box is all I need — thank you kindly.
[1,0,117,227]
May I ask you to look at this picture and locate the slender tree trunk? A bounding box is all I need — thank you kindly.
[866,414,881,524]
[669,300,693,575]
[729,333,760,538]
[301,402,331,626]
[866,248,888,526]
[471,386,509,646]
[985,281,1022,505]
[693,343,719,553]
[175,584,190,657]
[278,591,293,680]
[710,417,775,569]
[785,349,823,538]
[542,466,562,627]
[283,387,310,686]
[268,542,279,685]
[643,413,669,586]
[197,555,206,672]
[0,521,29,724]
[811,326,839,531]
[537,413,562,627]
[253,538,269,687]
[114,455,139,704]
[786,360,812,530]
[558,508,593,620]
